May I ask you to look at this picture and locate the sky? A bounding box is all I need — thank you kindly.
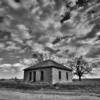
[0,0,100,79]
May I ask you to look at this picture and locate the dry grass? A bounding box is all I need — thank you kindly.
[0,79,100,94]
[54,79,100,94]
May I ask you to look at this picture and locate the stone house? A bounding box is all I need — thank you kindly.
[24,60,72,84]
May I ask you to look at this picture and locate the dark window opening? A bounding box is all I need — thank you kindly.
[33,71,36,82]
[29,72,32,81]
[59,71,61,80]
[14,0,21,3]
[66,72,68,80]
[0,16,4,23]
[40,71,44,81]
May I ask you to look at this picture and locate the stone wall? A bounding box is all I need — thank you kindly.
[24,68,52,84]
[52,68,72,84]
[24,67,72,85]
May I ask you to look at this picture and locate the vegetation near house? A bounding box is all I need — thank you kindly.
[68,56,95,81]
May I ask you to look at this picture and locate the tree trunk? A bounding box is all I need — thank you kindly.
[79,76,82,81]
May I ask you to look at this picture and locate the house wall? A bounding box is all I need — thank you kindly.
[52,68,72,84]
[24,70,28,81]
[24,68,52,84]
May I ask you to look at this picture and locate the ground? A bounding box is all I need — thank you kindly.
[0,89,100,100]
[0,79,100,100]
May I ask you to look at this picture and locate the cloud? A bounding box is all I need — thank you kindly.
[20,58,37,67]
[0,43,5,49]
[16,24,31,39]
[0,62,25,78]
[0,64,11,68]
[32,43,45,53]
[0,62,25,73]
[13,63,25,71]
[21,0,34,10]
[0,0,100,78]
[6,0,21,10]
[86,68,100,78]
[86,46,100,58]
[1,0,98,58]
[5,41,21,51]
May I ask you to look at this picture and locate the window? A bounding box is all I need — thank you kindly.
[14,0,20,3]
[66,72,68,80]
[33,71,36,82]
[29,71,32,81]
[59,71,61,80]
[40,71,44,81]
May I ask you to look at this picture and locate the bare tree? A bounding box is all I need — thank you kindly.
[76,0,89,7]
[32,52,44,62]
[68,56,93,81]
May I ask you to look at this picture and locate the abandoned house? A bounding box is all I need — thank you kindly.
[24,60,72,84]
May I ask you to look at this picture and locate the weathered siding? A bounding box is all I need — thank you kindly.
[24,68,52,84]
[52,68,72,84]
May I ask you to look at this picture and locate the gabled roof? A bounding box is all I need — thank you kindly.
[24,60,72,71]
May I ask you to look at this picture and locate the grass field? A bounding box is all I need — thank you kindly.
[0,79,100,100]
[0,79,100,93]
